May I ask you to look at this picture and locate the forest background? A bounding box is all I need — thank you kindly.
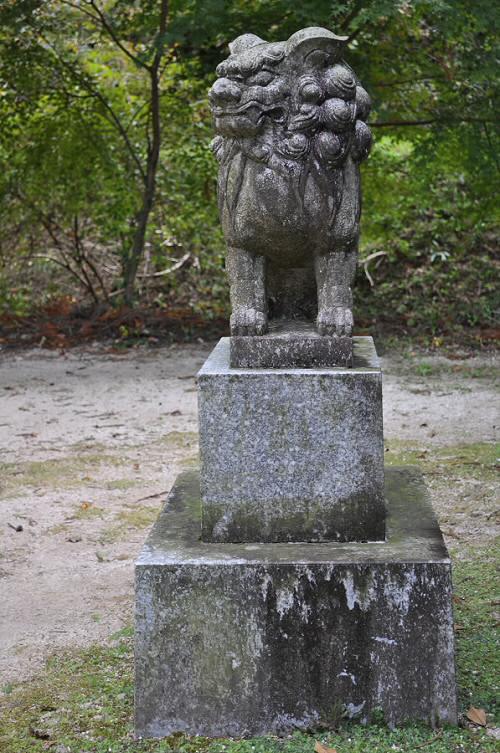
[0,0,498,349]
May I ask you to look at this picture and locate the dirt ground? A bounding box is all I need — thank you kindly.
[0,342,498,687]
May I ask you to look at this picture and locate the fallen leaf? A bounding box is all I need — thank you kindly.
[67,535,82,543]
[452,595,465,604]
[466,707,487,726]
[314,742,337,753]
[454,623,466,631]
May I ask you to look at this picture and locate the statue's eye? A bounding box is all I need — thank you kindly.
[247,71,274,86]
[304,49,330,69]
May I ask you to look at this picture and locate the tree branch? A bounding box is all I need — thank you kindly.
[39,33,146,182]
[123,0,169,303]
[137,252,192,278]
[72,215,100,303]
[369,117,497,127]
[59,0,100,24]
[339,1,365,31]
[87,0,150,70]
[372,76,446,88]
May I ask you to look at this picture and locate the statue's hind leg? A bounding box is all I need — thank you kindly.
[314,243,357,336]
[227,246,268,336]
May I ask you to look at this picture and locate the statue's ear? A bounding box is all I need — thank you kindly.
[229,34,265,55]
[286,27,348,67]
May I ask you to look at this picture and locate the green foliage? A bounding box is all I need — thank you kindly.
[0,1,498,333]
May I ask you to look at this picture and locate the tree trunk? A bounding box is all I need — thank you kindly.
[123,0,168,306]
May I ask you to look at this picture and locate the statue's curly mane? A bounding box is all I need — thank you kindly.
[210,31,372,179]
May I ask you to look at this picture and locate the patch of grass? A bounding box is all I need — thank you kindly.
[99,506,159,544]
[414,361,435,377]
[0,550,498,752]
[117,507,158,528]
[384,441,499,481]
[452,548,500,719]
[73,501,105,519]
[158,431,198,450]
[179,453,199,468]
[46,523,70,536]
[109,626,134,642]
[412,361,498,380]
[69,440,109,453]
[0,454,128,497]
[105,478,140,491]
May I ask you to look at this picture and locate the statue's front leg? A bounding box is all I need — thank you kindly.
[226,246,268,336]
[315,244,357,336]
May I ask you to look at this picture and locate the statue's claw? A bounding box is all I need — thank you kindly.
[230,309,268,336]
[317,307,353,337]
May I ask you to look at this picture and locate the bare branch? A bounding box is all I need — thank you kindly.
[358,250,387,287]
[73,215,100,303]
[31,254,91,293]
[137,252,193,278]
[359,251,387,265]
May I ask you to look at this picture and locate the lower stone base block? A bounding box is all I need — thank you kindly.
[135,468,457,738]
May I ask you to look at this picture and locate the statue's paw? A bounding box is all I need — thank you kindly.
[230,309,268,336]
[317,307,353,337]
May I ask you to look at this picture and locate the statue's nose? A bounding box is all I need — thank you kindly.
[209,77,242,104]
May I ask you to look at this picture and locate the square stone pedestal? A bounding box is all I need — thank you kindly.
[230,319,353,368]
[198,337,385,543]
[135,467,457,739]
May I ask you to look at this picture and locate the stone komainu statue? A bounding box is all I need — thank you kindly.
[209,27,372,337]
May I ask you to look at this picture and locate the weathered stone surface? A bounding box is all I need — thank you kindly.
[230,319,353,368]
[135,467,457,738]
[209,27,373,336]
[198,336,384,543]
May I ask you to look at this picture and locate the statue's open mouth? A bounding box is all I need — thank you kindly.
[212,100,286,125]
